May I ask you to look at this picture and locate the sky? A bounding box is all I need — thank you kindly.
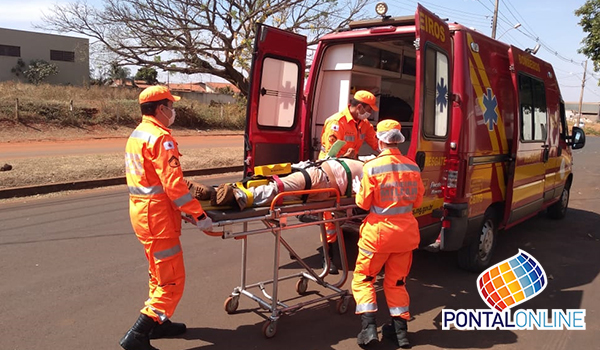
[0,0,598,103]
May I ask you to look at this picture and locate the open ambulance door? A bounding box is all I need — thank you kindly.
[503,46,545,227]
[411,5,452,241]
[244,24,307,176]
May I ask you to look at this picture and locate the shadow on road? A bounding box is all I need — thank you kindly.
[177,208,599,349]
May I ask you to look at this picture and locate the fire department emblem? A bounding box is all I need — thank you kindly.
[482,88,499,131]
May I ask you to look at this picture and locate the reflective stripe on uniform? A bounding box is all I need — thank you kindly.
[371,204,414,215]
[149,306,168,322]
[130,130,158,145]
[153,244,182,260]
[389,306,410,316]
[356,303,378,313]
[359,247,373,256]
[344,135,355,142]
[360,133,365,140]
[173,192,194,207]
[326,229,337,237]
[128,185,164,195]
[368,163,421,176]
[125,152,143,175]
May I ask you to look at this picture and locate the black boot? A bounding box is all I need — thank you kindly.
[319,243,339,275]
[382,317,410,349]
[149,319,187,339]
[357,312,378,347]
[120,314,159,350]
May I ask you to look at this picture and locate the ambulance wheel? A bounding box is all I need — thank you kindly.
[262,320,277,338]
[224,296,239,314]
[548,185,569,220]
[295,278,309,295]
[336,296,351,314]
[458,209,498,272]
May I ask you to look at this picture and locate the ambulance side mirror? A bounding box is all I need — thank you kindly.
[570,126,586,150]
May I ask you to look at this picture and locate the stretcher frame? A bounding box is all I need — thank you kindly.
[204,188,366,338]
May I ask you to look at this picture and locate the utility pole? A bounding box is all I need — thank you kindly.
[577,60,588,127]
[491,0,499,39]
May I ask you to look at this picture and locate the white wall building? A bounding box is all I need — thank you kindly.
[0,28,89,85]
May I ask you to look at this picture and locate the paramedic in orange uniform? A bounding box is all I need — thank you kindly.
[120,86,214,350]
[352,119,424,348]
[317,90,380,274]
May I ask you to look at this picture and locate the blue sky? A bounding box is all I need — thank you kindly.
[1,0,598,102]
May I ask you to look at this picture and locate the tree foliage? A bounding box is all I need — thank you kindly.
[40,0,371,96]
[576,0,600,73]
[135,67,159,84]
[11,58,59,85]
[108,61,131,82]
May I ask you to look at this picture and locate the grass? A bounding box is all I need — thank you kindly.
[0,81,246,129]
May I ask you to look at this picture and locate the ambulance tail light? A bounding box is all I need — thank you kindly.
[443,158,459,199]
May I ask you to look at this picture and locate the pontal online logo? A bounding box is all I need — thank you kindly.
[442,250,586,330]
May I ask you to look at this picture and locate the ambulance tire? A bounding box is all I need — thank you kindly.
[547,186,569,220]
[457,209,498,272]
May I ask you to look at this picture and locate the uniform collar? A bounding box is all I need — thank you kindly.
[379,147,402,157]
[341,106,356,123]
[142,115,171,133]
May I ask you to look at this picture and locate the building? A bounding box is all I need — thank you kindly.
[0,28,89,85]
[564,102,600,123]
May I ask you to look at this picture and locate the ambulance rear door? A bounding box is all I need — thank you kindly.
[244,24,307,176]
[504,46,546,226]
[411,5,452,236]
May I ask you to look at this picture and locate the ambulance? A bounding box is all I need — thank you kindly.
[242,3,586,271]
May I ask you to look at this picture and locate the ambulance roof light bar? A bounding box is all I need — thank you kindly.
[348,2,414,30]
[375,2,389,17]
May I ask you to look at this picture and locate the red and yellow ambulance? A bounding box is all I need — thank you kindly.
[242,4,586,271]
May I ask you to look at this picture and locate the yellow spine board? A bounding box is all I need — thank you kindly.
[254,163,292,176]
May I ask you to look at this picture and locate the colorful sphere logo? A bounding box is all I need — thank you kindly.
[477,250,547,312]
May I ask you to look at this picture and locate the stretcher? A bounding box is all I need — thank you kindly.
[196,187,366,338]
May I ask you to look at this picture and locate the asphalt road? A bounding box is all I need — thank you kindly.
[0,138,599,350]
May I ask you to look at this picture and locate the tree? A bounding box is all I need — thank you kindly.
[135,67,159,84]
[108,61,131,83]
[40,0,371,96]
[576,0,600,72]
[11,58,59,85]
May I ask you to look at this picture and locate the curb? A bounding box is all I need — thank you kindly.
[0,165,244,200]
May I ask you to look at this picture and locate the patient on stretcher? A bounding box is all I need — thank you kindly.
[189,158,365,211]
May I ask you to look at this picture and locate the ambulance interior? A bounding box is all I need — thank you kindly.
[311,38,417,158]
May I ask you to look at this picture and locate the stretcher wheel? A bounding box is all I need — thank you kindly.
[262,320,277,338]
[295,278,309,295]
[336,296,351,314]
[224,296,239,314]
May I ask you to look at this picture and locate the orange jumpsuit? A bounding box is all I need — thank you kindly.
[125,115,206,323]
[318,107,378,160]
[352,148,424,320]
[318,107,378,243]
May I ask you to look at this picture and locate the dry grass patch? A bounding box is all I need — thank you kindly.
[0,147,242,189]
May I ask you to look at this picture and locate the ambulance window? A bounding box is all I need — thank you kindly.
[423,47,449,138]
[518,74,547,142]
[256,57,300,128]
[559,102,568,138]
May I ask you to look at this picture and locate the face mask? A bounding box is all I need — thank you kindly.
[357,105,371,120]
[358,110,371,120]
[164,106,176,126]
